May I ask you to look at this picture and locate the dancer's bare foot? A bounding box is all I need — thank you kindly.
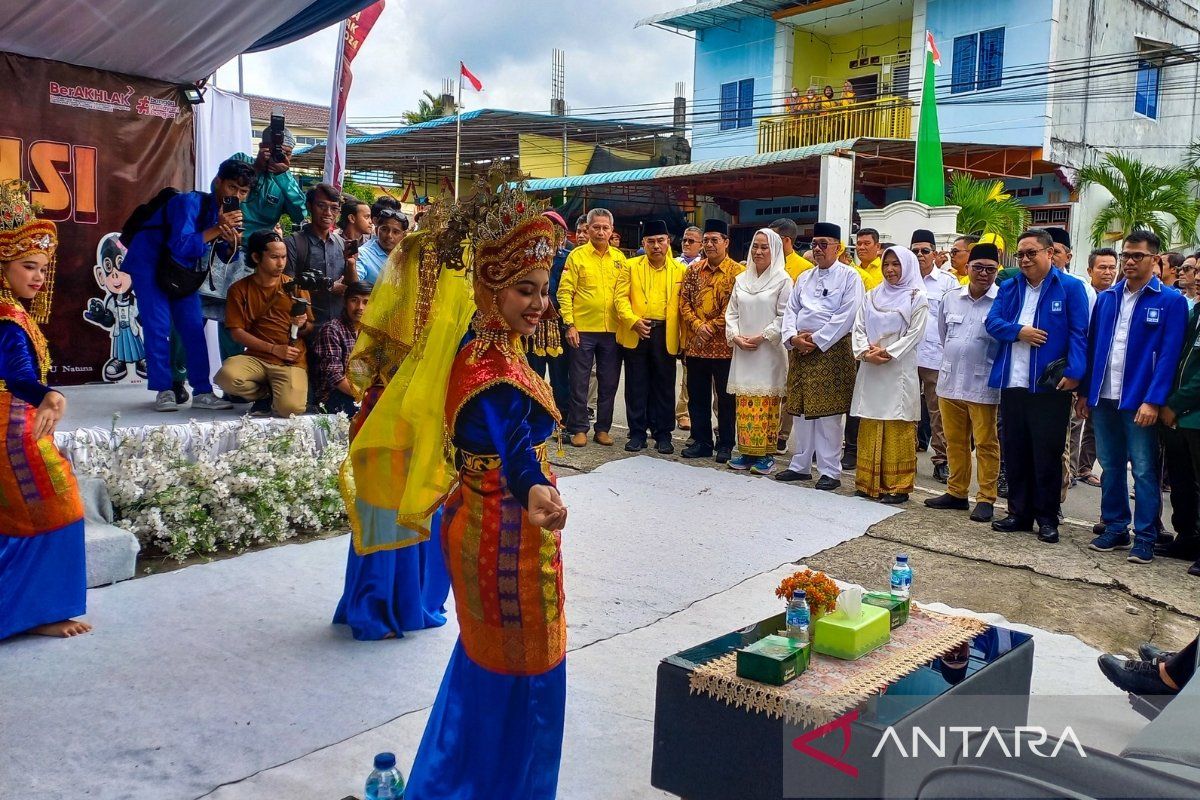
[382,631,397,640]
[27,619,92,638]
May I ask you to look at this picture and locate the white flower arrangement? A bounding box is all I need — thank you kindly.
[76,414,351,562]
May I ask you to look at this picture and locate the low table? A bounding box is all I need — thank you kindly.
[651,612,1034,799]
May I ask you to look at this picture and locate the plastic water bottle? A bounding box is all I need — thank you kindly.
[786,589,811,644]
[365,752,405,800]
[890,554,912,599]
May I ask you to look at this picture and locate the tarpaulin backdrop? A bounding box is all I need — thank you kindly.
[0,52,194,385]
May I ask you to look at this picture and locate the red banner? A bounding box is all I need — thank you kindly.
[0,51,194,385]
[324,1,386,188]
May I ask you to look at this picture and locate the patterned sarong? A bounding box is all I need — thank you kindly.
[784,334,855,419]
[0,392,83,537]
[441,446,566,676]
[736,395,783,457]
[855,417,917,497]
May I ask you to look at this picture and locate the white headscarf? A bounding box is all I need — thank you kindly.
[736,228,789,295]
[864,245,927,344]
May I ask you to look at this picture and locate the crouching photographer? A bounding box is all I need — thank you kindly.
[216,230,314,417]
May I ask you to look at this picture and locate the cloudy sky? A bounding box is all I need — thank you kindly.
[214,0,695,129]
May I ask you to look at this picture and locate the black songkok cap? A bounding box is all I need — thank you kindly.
[812,221,841,239]
[1046,227,1071,249]
[968,242,1000,262]
[643,219,669,238]
[910,228,936,246]
[703,219,729,236]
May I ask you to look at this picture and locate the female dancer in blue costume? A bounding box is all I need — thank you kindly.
[349,180,570,798]
[0,182,91,641]
[334,232,451,640]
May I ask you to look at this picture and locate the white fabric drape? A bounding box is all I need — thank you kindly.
[194,86,251,188]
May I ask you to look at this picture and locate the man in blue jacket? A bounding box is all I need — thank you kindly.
[1078,229,1188,564]
[985,228,1089,542]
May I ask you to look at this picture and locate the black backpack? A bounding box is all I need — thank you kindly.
[120,188,214,300]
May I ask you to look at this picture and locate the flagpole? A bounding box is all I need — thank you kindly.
[454,68,463,201]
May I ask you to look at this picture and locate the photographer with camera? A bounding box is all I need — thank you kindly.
[121,158,253,412]
[284,183,357,331]
[216,230,314,417]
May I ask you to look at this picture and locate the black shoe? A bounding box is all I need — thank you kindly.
[588,407,596,420]
[775,469,811,482]
[1156,530,1175,548]
[1155,538,1200,561]
[924,493,969,511]
[625,438,646,452]
[970,502,995,523]
[1190,559,1200,577]
[655,439,674,455]
[933,463,949,483]
[879,493,909,505]
[1138,643,1177,663]
[1097,654,1178,695]
[173,381,190,406]
[250,398,273,417]
[776,437,788,454]
[917,442,929,453]
[854,490,872,499]
[1093,522,1107,536]
[681,443,712,459]
[714,447,732,464]
[228,394,252,405]
[814,475,842,491]
[841,451,857,470]
[992,515,1033,533]
[997,473,1009,498]
[685,437,696,447]
[1037,523,1060,543]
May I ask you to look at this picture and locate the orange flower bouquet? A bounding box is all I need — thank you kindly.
[775,569,840,615]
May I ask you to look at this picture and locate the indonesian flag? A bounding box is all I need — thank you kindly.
[460,61,483,92]
[925,30,941,67]
[324,1,386,189]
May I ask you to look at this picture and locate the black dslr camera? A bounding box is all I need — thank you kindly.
[294,268,334,292]
[269,111,287,164]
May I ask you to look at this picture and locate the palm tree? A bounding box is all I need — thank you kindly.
[403,90,449,125]
[1075,152,1199,248]
[947,172,1028,252]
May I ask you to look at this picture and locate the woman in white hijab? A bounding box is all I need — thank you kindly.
[851,245,928,503]
[726,228,794,474]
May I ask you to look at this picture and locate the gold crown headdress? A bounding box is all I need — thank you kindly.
[0,181,58,323]
[426,171,565,355]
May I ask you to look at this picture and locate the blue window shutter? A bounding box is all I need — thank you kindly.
[737,78,755,129]
[1146,62,1160,118]
[720,81,738,131]
[1136,60,1160,118]
[952,34,978,93]
[978,28,1005,90]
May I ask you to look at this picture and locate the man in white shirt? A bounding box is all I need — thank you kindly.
[777,221,865,490]
[925,243,1002,522]
[912,229,960,483]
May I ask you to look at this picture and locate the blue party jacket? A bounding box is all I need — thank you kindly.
[985,267,1089,392]
[1081,276,1188,409]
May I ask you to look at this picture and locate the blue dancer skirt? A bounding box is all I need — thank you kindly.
[0,520,87,640]
[332,509,451,641]
[406,639,567,800]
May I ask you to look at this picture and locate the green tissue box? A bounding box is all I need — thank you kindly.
[812,604,891,660]
[736,634,810,686]
[864,592,911,629]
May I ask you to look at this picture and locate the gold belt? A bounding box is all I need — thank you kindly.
[458,442,549,472]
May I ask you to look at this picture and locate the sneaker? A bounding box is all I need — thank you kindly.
[1097,654,1177,695]
[728,454,754,471]
[775,469,811,482]
[155,390,179,412]
[191,392,233,410]
[750,456,776,475]
[1138,643,1176,663]
[1128,542,1155,564]
[776,437,788,454]
[249,398,273,417]
[1090,531,1132,552]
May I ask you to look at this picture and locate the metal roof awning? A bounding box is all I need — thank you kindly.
[636,0,798,33]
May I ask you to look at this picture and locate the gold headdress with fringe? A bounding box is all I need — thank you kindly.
[0,181,58,324]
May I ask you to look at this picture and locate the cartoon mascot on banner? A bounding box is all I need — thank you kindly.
[84,232,147,382]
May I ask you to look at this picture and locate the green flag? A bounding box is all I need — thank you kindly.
[913,30,945,206]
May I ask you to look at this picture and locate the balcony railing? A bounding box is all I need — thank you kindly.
[757,96,915,153]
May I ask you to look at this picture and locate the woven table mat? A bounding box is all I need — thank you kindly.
[688,607,990,727]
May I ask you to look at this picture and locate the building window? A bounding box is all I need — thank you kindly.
[951,27,1005,93]
[719,78,754,131]
[1135,60,1160,119]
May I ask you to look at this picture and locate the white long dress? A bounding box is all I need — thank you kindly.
[850,298,928,422]
[726,268,792,397]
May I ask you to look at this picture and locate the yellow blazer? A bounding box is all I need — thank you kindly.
[615,254,686,355]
